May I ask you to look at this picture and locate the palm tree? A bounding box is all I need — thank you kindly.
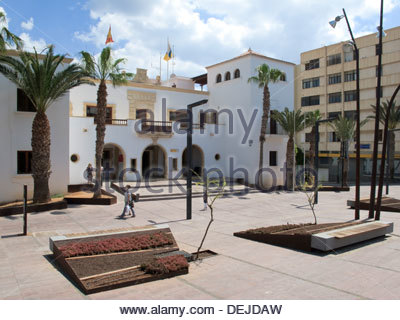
[248,64,283,187]
[329,115,368,187]
[369,100,400,179]
[271,108,305,190]
[80,47,133,197]
[0,11,23,52]
[304,110,322,170]
[0,46,92,202]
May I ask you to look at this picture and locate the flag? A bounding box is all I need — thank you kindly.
[105,25,114,45]
[163,41,172,61]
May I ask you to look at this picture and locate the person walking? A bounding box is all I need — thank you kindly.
[85,163,93,184]
[120,185,135,218]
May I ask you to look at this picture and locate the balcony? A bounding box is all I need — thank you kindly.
[179,122,205,130]
[137,120,173,137]
[92,118,128,126]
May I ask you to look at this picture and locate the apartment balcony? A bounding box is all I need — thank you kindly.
[137,120,173,137]
[178,122,205,130]
[93,118,128,126]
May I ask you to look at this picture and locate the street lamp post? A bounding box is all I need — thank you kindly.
[369,0,384,219]
[186,99,208,220]
[376,84,400,220]
[329,8,361,220]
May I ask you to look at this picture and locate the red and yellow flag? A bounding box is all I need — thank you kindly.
[105,25,114,45]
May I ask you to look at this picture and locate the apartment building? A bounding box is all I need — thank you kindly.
[295,26,400,182]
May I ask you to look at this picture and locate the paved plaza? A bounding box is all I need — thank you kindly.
[1,185,400,300]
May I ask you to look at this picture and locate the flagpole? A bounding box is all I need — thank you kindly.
[166,37,169,80]
[172,45,175,74]
[159,52,162,81]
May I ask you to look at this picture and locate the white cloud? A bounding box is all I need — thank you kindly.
[21,17,34,31]
[74,0,400,78]
[19,32,47,52]
[0,6,10,28]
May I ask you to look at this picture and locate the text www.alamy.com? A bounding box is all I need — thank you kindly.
[119,304,282,317]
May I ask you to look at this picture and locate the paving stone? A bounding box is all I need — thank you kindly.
[1,185,400,299]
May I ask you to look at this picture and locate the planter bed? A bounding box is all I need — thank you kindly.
[67,184,95,193]
[297,186,350,192]
[64,189,117,205]
[234,221,365,251]
[50,225,188,294]
[320,186,350,192]
[0,198,67,217]
[347,197,400,213]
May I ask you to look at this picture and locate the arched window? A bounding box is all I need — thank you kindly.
[225,72,231,81]
[216,74,222,83]
[234,69,240,79]
[280,73,287,81]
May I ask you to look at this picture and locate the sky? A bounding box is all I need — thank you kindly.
[1,0,400,80]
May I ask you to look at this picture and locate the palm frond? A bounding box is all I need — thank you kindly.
[328,115,368,142]
[247,63,283,88]
[0,12,23,51]
[304,110,322,128]
[369,100,400,130]
[271,107,305,138]
[0,46,93,112]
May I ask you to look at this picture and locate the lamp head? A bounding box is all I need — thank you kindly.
[376,26,387,38]
[329,15,344,29]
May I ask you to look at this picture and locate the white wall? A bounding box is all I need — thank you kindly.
[162,76,195,90]
[0,76,69,203]
[206,53,295,187]
[69,84,228,185]
[69,52,295,189]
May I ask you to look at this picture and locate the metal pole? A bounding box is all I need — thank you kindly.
[341,141,345,188]
[293,112,296,191]
[23,185,27,236]
[314,122,319,204]
[186,99,208,220]
[186,108,193,220]
[369,0,384,219]
[303,113,306,184]
[355,47,361,220]
[376,84,400,220]
[342,8,360,220]
[386,131,390,195]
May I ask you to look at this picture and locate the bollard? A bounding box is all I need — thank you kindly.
[23,185,27,236]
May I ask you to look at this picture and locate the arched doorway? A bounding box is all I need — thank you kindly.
[182,145,204,177]
[102,143,125,180]
[142,145,167,179]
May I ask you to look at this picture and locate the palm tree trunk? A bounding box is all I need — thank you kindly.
[93,80,108,198]
[389,131,395,179]
[31,111,51,203]
[343,157,349,187]
[257,85,270,187]
[286,137,294,190]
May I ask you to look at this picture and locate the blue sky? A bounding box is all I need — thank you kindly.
[1,0,400,78]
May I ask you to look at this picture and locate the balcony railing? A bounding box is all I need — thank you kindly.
[139,120,172,134]
[92,117,128,126]
[110,119,128,126]
[179,122,205,130]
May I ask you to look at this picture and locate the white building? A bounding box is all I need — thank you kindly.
[0,52,71,202]
[0,50,294,203]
